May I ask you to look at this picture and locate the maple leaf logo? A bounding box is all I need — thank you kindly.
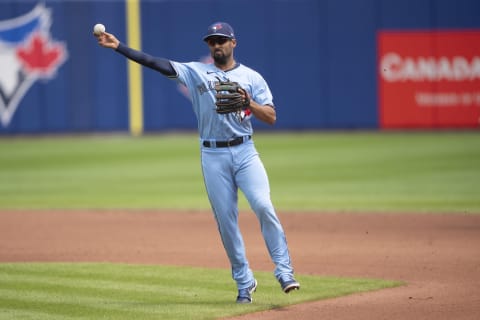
[0,4,68,128]
[16,33,66,77]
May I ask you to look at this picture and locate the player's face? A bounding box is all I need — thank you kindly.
[207,37,236,66]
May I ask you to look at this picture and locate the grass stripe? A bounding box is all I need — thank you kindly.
[0,308,90,320]
[0,275,228,302]
[0,264,232,290]
[0,296,156,319]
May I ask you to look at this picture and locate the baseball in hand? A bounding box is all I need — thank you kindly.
[93,23,106,36]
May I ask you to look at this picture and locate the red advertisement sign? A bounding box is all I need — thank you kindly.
[378,30,480,128]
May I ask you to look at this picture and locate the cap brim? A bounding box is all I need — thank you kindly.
[203,33,234,41]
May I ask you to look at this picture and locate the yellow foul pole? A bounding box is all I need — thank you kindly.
[126,0,143,136]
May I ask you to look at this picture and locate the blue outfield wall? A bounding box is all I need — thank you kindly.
[0,0,479,134]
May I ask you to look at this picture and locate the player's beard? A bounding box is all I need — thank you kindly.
[213,50,230,66]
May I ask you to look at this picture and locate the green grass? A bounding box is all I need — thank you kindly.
[260,131,480,213]
[0,263,401,320]
[0,131,479,213]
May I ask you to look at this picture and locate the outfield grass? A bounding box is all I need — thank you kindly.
[0,131,479,213]
[0,263,401,320]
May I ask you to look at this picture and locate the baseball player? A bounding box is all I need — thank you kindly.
[95,22,299,303]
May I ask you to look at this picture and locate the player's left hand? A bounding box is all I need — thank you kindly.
[238,88,251,108]
[214,81,250,114]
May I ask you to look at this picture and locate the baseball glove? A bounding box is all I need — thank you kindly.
[214,80,250,114]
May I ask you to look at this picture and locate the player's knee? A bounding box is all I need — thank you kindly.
[251,199,275,217]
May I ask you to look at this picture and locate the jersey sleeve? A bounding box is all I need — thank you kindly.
[251,72,274,107]
[170,61,195,87]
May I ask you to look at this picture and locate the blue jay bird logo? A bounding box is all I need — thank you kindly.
[0,4,67,127]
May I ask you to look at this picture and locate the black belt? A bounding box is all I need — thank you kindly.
[203,136,251,148]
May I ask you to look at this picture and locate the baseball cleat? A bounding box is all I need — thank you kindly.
[279,277,300,293]
[236,279,257,304]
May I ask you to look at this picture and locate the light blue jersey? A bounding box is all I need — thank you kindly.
[170,61,273,140]
[169,60,294,292]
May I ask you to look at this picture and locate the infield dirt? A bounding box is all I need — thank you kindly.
[1,210,479,320]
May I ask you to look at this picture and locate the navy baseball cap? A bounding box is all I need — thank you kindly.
[203,22,235,41]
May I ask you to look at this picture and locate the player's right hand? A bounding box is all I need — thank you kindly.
[95,32,120,50]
